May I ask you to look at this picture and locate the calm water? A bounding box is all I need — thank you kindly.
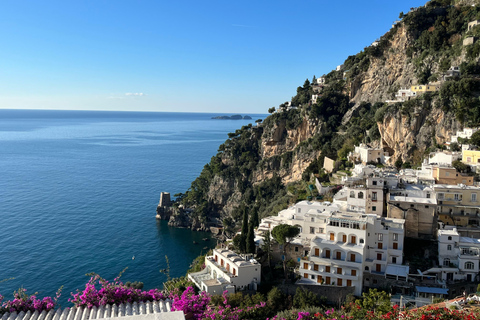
[0,109,265,304]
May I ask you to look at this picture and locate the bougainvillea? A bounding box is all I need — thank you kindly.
[69,274,165,308]
[0,287,61,314]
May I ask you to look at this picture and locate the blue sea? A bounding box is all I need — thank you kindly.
[0,109,265,305]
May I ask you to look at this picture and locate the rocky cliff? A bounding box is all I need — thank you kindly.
[159,0,480,231]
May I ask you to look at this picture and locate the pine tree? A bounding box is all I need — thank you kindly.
[246,219,255,254]
[239,208,249,253]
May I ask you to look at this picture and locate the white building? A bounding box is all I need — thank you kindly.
[451,128,479,143]
[336,64,344,71]
[428,151,462,166]
[394,88,416,102]
[428,227,480,283]
[312,94,320,104]
[297,211,406,296]
[334,177,385,216]
[317,76,326,85]
[351,144,390,164]
[188,249,261,294]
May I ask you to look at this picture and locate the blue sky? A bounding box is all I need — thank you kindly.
[0,0,427,113]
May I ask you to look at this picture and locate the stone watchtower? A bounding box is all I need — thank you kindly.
[159,192,171,207]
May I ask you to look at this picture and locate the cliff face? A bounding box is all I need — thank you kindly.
[161,1,480,230]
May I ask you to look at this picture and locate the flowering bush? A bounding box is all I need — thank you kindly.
[170,286,211,320]
[0,287,61,314]
[69,274,165,308]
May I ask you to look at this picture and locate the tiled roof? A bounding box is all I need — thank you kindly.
[0,300,185,320]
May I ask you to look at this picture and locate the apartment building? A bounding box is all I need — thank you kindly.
[188,249,261,294]
[434,184,480,227]
[433,227,480,283]
[297,212,405,296]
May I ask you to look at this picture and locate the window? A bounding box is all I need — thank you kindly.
[336,251,342,260]
[425,205,429,208]
[304,262,309,269]
[342,235,347,242]
[351,236,356,244]
[438,193,445,200]
[443,258,450,267]
[378,243,383,249]
[358,192,364,199]
[338,279,343,286]
[392,257,397,264]
[325,277,331,285]
[314,264,319,271]
[304,273,308,278]
[325,250,331,259]
[465,261,474,270]
[360,238,364,244]
[325,266,331,272]
[377,253,382,260]
[393,242,398,250]
[298,208,301,213]
[378,233,383,241]
[472,193,477,202]
[373,181,377,186]
[314,248,319,256]
[311,217,315,222]
[319,228,324,233]
[372,206,377,211]
[350,191,355,198]
[350,253,356,262]
[427,193,431,198]
[448,236,452,241]
[447,244,452,250]
[393,233,398,241]
[351,270,357,276]
[310,227,315,234]
[372,192,378,201]
[330,233,335,241]
[295,246,299,252]
[454,193,462,201]
[410,204,415,208]
[337,267,342,275]
[311,275,315,280]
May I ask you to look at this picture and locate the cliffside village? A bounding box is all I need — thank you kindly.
[186,127,480,308]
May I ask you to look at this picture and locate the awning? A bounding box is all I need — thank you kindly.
[415,286,449,295]
[385,264,409,277]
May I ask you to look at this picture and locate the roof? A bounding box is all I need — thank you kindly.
[416,286,449,295]
[0,301,184,320]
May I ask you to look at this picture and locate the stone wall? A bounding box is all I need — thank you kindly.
[276,283,355,306]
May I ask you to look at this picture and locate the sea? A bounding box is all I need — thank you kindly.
[0,109,266,305]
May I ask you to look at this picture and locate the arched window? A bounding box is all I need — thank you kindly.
[465,261,474,270]
[443,258,450,267]
[358,192,364,199]
[350,191,355,198]
[359,238,364,244]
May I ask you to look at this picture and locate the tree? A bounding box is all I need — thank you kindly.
[470,130,480,147]
[395,158,403,170]
[452,160,470,174]
[246,219,255,254]
[293,287,318,308]
[271,224,300,279]
[255,119,262,123]
[312,75,317,84]
[262,230,272,269]
[239,208,249,253]
[352,289,393,318]
[268,107,276,114]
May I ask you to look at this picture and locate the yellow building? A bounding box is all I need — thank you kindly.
[411,84,440,93]
[462,150,480,165]
[433,167,474,186]
[434,185,480,227]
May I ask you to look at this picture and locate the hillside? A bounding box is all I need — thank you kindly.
[158,0,480,232]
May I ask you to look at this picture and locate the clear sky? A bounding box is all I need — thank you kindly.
[0,0,428,114]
